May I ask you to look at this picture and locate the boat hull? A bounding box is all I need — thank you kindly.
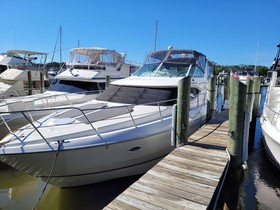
[0,113,206,188]
[261,117,280,169]
[0,131,173,188]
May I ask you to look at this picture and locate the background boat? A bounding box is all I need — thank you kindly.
[0,50,48,97]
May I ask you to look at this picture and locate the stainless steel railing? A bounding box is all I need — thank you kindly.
[0,92,207,146]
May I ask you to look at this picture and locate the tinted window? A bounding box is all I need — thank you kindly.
[48,80,105,93]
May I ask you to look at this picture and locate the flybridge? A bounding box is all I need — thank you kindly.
[1,50,47,67]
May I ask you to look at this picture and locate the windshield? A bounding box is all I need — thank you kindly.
[133,63,191,77]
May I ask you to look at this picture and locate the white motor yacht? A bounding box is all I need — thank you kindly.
[0,47,213,188]
[261,44,280,169]
[0,50,48,97]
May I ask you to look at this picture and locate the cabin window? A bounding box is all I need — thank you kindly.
[190,87,200,100]
[0,65,7,74]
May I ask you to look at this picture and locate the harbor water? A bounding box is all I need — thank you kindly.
[237,86,280,209]
[0,87,280,209]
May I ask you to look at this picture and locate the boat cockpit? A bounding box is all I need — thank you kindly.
[133,49,207,78]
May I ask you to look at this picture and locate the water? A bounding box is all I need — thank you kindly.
[1,86,280,209]
[217,86,280,209]
[238,86,280,209]
[0,164,141,209]
[239,124,280,209]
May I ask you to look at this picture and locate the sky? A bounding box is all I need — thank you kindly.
[1,0,279,67]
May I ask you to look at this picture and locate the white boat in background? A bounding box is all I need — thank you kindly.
[0,50,48,97]
[0,48,137,138]
[261,44,280,169]
[50,47,137,92]
[0,47,213,188]
[231,68,255,84]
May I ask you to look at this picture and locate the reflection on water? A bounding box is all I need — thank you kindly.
[0,161,141,210]
[239,117,280,210]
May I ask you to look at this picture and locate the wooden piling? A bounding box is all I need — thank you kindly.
[227,77,246,169]
[222,77,247,210]
[224,77,230,100]
[105,75,111,88]
[40,72,44,93]
[243,78,254,164]
[27,71,32,95]
[253,77,261,117]
[249,77,262,146]
[175,76,190,146]
[206,76,216,122]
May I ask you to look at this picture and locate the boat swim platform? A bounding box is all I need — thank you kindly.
[104,110,229,210]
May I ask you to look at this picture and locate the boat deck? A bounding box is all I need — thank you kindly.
[104,110,229,210]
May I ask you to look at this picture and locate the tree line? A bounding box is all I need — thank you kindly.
[213,63,270,76]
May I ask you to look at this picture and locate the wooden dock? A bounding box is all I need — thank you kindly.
[104,111,229,210]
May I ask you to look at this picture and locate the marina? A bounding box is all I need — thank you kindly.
[1,0,279,209]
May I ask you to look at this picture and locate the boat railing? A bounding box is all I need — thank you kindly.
[0,90,101,111]
[0,87,43,99]
[0,91,207,144]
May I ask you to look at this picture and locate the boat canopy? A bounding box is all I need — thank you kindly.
[68,48,126,66]
[145,49,206,70]
[0,50,47,67]
[7,50,47,56]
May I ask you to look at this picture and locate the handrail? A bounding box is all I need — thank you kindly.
[0,87,41,99]
[0,89,102,109]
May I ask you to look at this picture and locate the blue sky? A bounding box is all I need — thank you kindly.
[1,0,279,67]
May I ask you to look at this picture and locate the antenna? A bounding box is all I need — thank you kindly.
[59,26,62,68]
[154,21,158,51]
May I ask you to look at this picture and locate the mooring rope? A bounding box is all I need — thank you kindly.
[32,140,63,210]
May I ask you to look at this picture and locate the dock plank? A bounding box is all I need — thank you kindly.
[105,111,229,209]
